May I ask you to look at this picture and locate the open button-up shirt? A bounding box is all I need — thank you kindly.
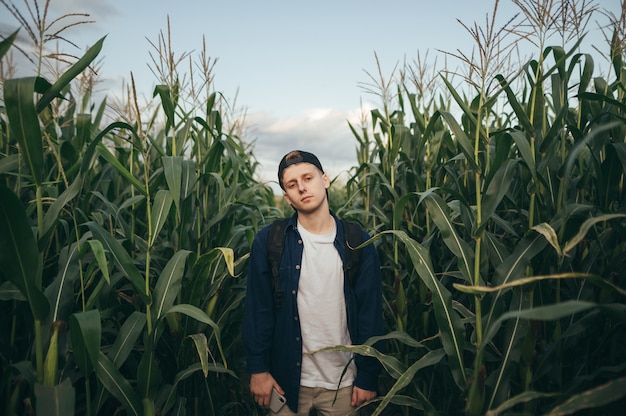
[243,212,384,412]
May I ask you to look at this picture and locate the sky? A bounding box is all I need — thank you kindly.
[1,0,621,193]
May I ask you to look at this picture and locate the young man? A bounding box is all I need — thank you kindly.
[243,150,384,415]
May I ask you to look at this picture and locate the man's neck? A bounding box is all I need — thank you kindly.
[297,208,334,235]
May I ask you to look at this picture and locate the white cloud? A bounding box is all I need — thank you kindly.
[245,106,372,194]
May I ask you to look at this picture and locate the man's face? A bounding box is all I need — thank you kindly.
[281,162,329,214]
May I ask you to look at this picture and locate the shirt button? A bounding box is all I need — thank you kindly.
[294,316,298,321]
[291,290,296,295]
[298,239,302,244]
[296,337,301,341]
[296,265,300,270]
[296,362,301,367]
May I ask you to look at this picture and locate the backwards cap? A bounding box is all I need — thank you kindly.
[277,150,324,189]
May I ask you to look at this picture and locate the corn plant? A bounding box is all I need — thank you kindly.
[0,10,276,416]
[342,1,626,415]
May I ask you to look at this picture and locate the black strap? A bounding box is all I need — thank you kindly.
[341,220,363,288]
[267,218,289,298]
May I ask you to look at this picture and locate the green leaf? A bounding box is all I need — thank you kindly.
[152,250,191,321]
[0,281,26,301]
[421,191,475,285]
[547,376,626,416]
[379,230,467,388]
[181,160,198,200]
[87,239,110,284]
[161,362,236,414]
[480,160,518,233]
[4,77,44,185]
[36,36,106,112]
[69,309,101,375]
[108,311,146,368]
[496,75,534,134]
[0,29,19,61]
[313,343,407,380]
[187,333,210,377]
[34,378,75,416]
[85,221,150,304]
[437,110,480,172]
[562,213,626,254]
[482,301,596,349]
[485,391,559,416]
[0,154,19,174]
[0,187,49,320]
[42,176,83,237]
[164,304,227,368]
[154,85,176,131]
[96,144,146,195]
[493,234,547,287]
[149,190,173,247]
[46,240,82,322]
[162,156,183,216]
[96,351,142,416]
[370,350,446,416]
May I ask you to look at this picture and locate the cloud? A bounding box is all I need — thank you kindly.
[245,106,372,194]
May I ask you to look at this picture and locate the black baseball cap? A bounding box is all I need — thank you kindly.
[277,150,324,190]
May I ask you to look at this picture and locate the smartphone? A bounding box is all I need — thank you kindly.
[269,388,286,412]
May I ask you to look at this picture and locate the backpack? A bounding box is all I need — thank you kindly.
[266,218,364,307]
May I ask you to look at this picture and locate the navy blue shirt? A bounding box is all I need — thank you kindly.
[243,212,384,412]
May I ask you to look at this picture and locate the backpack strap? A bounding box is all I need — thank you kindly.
[341,220,364,288]
[267,218,289,308]
[266,218,364,309]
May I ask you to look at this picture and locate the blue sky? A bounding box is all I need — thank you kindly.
[2,0,620,192]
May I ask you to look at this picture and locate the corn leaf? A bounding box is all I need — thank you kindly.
[563,213,626,254]
[85,221,150,304]
[34,378,75,416]
[546,376,626,416]
[87,239,110,285]
[421,191,475,285]
[152,249,192,322]
[46,240,82,322]
[36,36,106,112]
[69,309,101,375]
[149,190,173,248]
[164,304,226,368]
[482,301,596,349]
[4,77,44,185]
[381,230,467,388]
[0,186,49,320]
[96,351,141,416]
[108,311,146,368]
[162,156,183,215]
[0,29,19,60]
[96,144,146,195]
[42,176,83,237]
[187,333,210,377]
[370,350,446,416]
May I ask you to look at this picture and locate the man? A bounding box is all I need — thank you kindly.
[243,150,384,415]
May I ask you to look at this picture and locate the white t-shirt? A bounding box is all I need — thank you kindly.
[296,221,356,389]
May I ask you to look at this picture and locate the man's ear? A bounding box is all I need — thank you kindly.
[322,173,330,189]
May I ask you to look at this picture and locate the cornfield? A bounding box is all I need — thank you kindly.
[1,1,625,415]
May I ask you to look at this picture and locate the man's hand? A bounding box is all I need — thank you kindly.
[352,386,376,407]
[249,372,284,408]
